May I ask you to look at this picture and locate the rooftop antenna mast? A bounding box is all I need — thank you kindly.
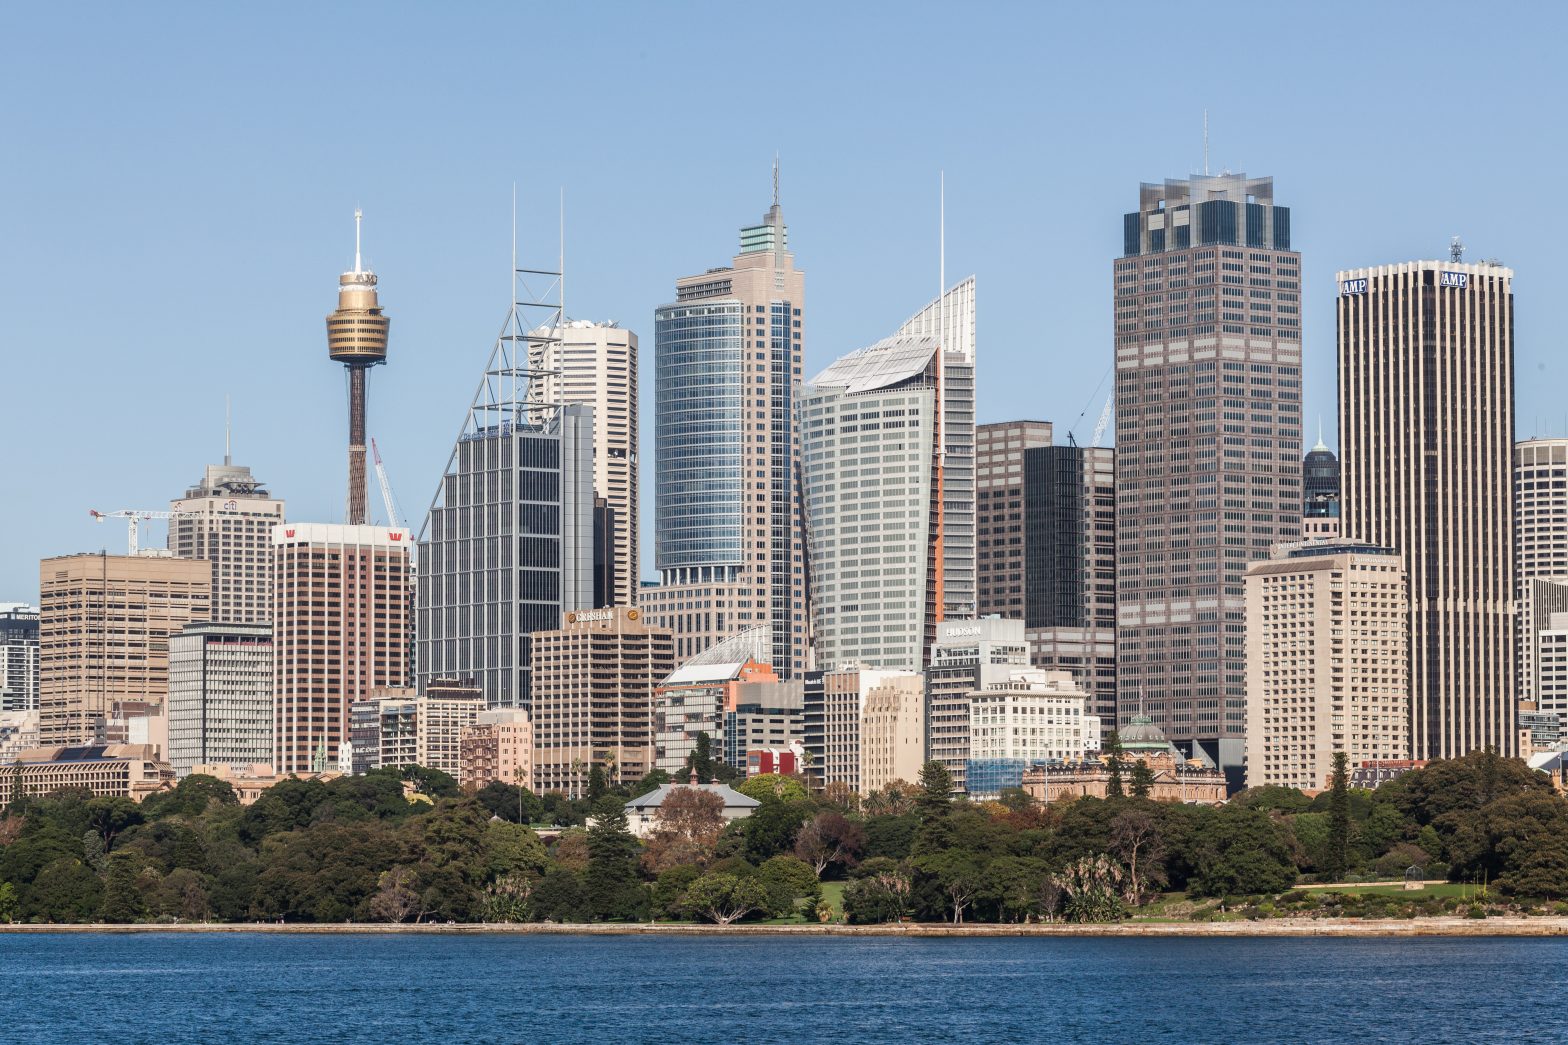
[1451,236,1465,263]
[419,187,563,543]
[1203,110,1209,176]
[224,394,232,466]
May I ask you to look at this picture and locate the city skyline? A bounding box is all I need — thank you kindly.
[5,3,1568,600]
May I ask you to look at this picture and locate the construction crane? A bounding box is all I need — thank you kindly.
[1090,392,1114,448]
[89,508,197,556]
[371,438,407,531]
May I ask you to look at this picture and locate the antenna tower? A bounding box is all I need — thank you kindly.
[419,196,564,540]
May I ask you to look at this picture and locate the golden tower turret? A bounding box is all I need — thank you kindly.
[326,209,389,525]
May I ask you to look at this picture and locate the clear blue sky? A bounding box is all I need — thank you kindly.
[3,2,1565,601]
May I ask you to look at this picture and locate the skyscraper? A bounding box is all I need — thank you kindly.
[169,459,285,625]
[166,621,274,777]
[38,554,211,745]
[644,178,807,673]
[1244,541,1410,791]
[417,404,595,707]
[1515,438,1568,713]
[975,422,1116,727]
[0,604,39,713]
[326,210,390,526]
[1338,257,1516,758]
[925,616,1028,793]
[802,279,977,672]
[271,523,410,774]
[526,320,640,608]
[1114,172,1302,783]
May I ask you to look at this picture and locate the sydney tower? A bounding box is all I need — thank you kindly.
[325,210,389,525]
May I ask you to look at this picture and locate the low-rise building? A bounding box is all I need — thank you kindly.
[966,669,1097,800]
[1019,716,1226,805]
[188,762,344,804]
[351,681,486,779]
[0,744,175,804]
[459,709,533,793]
[0,710,39,763]
[622,783,759,839]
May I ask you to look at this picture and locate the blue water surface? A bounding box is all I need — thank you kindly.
[0,932,1562,1044]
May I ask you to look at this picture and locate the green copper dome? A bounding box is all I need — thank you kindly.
[1119,715,1177,754]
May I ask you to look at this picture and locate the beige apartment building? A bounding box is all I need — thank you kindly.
[271,523,410,775]
[858,674,926,795]
[360,682,485,779]
[38,553,211,745]
[529,607,674,797]
[169,460,285,625]
[1338,259,1515,757]
[1244,541,1410,792]
[459,708,533,793]
[645,186,807,674]
[527,320,639,608]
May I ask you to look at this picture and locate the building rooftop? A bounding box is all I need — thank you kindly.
[624,783,759,812]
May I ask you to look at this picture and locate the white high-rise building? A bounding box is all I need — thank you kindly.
[167,622,274,777]
[925,617,1028,793]
[802,278,977,674]
[1515,438,1568,715]
[527,321,639,608]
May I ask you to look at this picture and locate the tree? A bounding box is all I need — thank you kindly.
[0,882,18,923]
[25,857,102,922]
[736,774,807,803]
[841,858,913,924]
[1105,731,1125,799]
[686,732,716,784]
[631,770,670,798]
[1188,806,1297,897]
[917,762,953,819]
[142,774,238,819]
[681,873,769,925]
[757,855,821,917]
[863,781,915,816]
[1324,751,1351,881]
[1053,854,1126,922]
[917,850,986,924]
[99,850,147,923]
[482,820,549,881]
[1129,760,1155,801]
[481,874,535,923]
[587,764,608,803]
[474,781,543,825]
[399,765,462,799]
[366,866,423,922]
[641,786,726,874]
[793,811,864,877]
[1109,809,1166,904]
[584,797,643,921]
[86,797,143,854]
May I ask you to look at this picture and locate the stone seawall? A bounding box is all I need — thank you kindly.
[3,918,1567,938]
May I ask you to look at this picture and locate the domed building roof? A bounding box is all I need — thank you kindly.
[1118,715,1178,755]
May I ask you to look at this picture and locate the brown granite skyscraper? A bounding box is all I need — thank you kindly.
[1114,173,1302,784]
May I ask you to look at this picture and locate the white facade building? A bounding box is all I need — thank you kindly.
[966,669,1096,799]
[167,621,274,777]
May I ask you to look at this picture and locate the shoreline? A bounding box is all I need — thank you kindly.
[3,917,1566,938]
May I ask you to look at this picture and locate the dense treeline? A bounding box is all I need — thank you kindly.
[1,749,1565,924]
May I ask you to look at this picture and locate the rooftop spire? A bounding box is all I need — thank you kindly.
[1312,416,1329,453]
[772,152,780,209]
[225,394,232,467]
[353,207,364,274]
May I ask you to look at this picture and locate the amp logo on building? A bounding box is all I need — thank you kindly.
[1440,271,1469,289]
[1340,278,1368,295]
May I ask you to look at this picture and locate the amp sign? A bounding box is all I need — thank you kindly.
[1340,278,1368,295]
[1440,271,1469,289]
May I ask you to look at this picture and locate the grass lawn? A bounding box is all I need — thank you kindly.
[820,881,846,916]
[1306,882,1476,898]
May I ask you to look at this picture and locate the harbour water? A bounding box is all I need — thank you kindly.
[2,932,1563,1043]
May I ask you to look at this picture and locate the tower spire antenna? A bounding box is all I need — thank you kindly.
[353,207,363,274]
[1203,110,1209,176]
[225,394,232,467]
[772,152,780,209]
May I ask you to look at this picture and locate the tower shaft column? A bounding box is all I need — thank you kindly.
[347,366,368,525]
